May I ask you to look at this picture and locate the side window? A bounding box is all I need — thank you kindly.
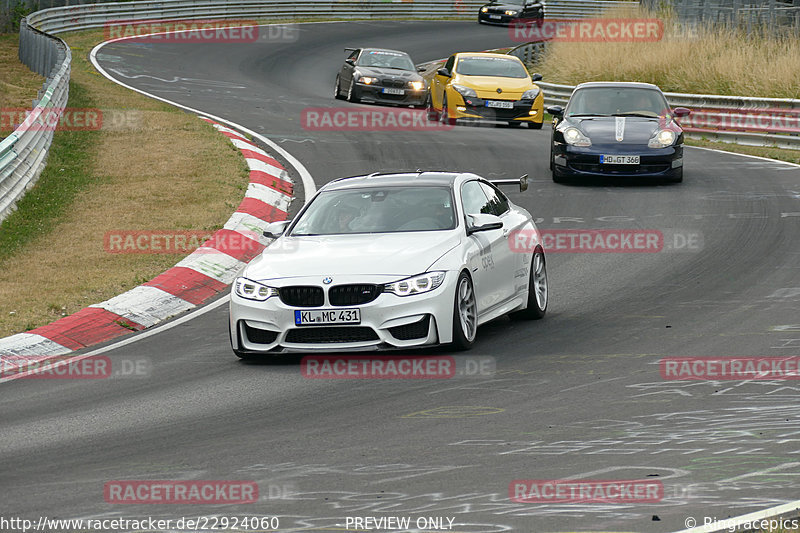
[444,55,455,73]
[461,181,492,216]
[479,182,510,216]
[348,49,359,63]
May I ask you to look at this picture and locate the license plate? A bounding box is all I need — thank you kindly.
[489,14,502,19]
[600,155,640,165]
[382,87,404,95]
[295,308,360,326]
[486,100,514,109]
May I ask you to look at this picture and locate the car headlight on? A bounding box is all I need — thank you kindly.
[505,10,519,15]
[233,277,279,301]
[384,272,446,296]
[358,76,379,85]
[481,6,488,12]
[410,80,425,91]
[648,129,677,148]
[562,127,592,147]
[452,84,477,98]
[521,87,541,100]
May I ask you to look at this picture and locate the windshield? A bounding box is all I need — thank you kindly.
[357,50,416,71]
[455,57,528,78]
[566,87,669,118]
[290,186,456,235]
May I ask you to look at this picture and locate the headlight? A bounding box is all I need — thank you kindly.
[384,272,446,296]
[481,6,488,12]
[452,84,477,98]
[562,127,592,147]
[233,277,279,301]
[410,81,425,91]
[521,87,541,100]
[648,129,677,148]
[358,76,379,85]
[505,10,519,15]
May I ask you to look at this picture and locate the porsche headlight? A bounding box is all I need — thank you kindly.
[521,87,541,100]
[452,84,477,98]
[410,80,425,91]
[358,76,379,85]
[505,9,519,15]
[563,127,592,147]
[648,129,677,148]
[234,277,278,301]
[385,272,446,296]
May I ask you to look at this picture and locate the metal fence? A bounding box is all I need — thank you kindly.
[665,0,800,36]
[0,17,69,223]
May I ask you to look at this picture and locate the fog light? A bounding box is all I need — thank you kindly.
[529,110,538,115]
[457,106,466,112]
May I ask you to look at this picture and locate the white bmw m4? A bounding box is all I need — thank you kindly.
[228,171,547,356]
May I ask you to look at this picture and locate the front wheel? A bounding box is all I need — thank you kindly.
[529,120,543,129]
[440,96,456,126]
[334,74,344,100]
[511,248,548,320]
[426,93,440,121]
[347,78,359,102]
[451,272,477,350]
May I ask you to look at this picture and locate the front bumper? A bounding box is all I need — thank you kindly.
[448,92,544,124]
[552,143,684,179]
[478,12,543,25]
[229,274,457,354]
[355,83,427,106]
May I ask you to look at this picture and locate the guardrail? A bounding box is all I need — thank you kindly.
[0,18,69,223]
[511,41,800,150]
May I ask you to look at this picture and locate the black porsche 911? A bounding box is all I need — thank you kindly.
[334,48,428,107]
[478,0,543,25]
[547,82,691,183]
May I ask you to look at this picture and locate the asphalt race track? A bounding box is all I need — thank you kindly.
[3,21,800,533]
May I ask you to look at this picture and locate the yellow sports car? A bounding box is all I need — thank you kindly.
[428,52,544,129]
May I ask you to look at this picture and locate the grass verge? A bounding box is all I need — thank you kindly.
[0,30,250,337]
[0,33,43,129]
[536,6,800,98]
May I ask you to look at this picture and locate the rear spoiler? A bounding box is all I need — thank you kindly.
[490,174,528,192]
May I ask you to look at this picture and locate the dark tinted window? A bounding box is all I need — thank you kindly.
[479,182,510,215]
[461,181,493,216]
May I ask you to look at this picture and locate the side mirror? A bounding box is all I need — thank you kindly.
[531,73,543,82]
[466,213,503,235]
[546,105,564,117]
[263,220,290,239]
[345,58,355,66]
[673,107,691,117]
[437,67,450,77]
